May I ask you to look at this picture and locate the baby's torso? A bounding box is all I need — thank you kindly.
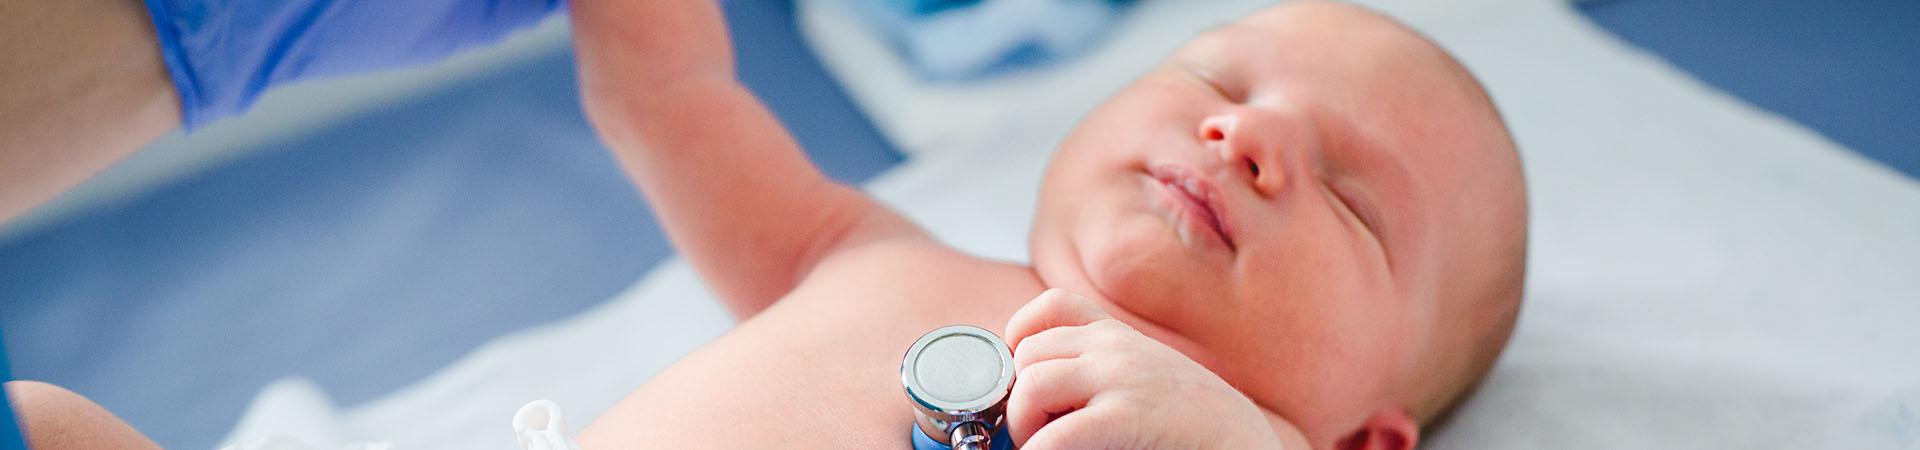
[576,240,1043,449]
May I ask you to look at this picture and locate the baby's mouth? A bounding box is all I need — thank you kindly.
[1148,166,1235,251]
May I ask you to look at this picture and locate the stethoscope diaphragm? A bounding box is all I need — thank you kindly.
[902,325,1014,450]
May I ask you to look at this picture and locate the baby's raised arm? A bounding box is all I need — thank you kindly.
[570,0,920,318]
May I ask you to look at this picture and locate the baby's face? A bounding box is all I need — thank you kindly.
[1028,2,1522,444]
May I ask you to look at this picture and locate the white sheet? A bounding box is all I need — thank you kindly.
[222,0,1920,448]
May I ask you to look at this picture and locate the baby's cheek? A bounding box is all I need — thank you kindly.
[1227,251,1395,373]
[1256,237,1387,310]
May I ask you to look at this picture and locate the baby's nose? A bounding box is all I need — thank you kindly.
[1199,111,1286,196]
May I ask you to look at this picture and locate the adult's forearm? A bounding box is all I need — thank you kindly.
[0,0,180,223]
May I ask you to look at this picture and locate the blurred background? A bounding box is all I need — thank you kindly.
[1,0,1916,448]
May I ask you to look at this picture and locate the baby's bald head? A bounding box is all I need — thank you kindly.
[1028,1,1526,447]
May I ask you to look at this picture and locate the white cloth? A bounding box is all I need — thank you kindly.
[222,0,1920,448]
[217,388,579,450]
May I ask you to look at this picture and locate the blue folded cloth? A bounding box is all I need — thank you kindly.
[848,0,1136,80]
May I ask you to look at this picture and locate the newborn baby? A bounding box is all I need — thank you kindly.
[570,0,1526,448]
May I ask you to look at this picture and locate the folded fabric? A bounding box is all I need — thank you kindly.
[843,0,1136,80]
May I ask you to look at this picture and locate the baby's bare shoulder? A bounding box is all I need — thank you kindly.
[792,238,1043,322]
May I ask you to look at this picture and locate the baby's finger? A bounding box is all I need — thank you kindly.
[1016,400,1121,450]
[1005,289,1113,350]
[1009,323,1093,373]
[1005,358,1103,448]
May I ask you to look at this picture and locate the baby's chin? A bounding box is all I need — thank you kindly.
[1079,229,1242,329]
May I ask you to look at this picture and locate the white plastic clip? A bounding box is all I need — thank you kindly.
[513,400,584,450]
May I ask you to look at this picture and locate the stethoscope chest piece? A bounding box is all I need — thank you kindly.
[902,325,1015,450]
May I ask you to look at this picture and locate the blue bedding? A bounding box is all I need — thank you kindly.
[0,1,897,448]
[2,1,1913,449]
[1580,0,1920,179]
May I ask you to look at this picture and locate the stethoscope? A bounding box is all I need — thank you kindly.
[902,325,1018,450]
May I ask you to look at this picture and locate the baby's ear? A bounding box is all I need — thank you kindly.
[1334,408,1419,450]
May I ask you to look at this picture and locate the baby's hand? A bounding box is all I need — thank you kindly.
[1003,289,1286,450]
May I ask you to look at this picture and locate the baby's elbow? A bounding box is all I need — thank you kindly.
[5,380,162,450]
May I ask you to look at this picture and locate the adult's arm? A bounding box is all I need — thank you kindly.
[0,0,180,224]
[0,0,563,224]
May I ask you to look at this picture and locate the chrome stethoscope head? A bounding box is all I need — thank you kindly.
[902,325,1015,450]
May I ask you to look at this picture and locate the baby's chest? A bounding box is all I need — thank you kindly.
[603,252,1038,447]
[777,246,1040,342]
